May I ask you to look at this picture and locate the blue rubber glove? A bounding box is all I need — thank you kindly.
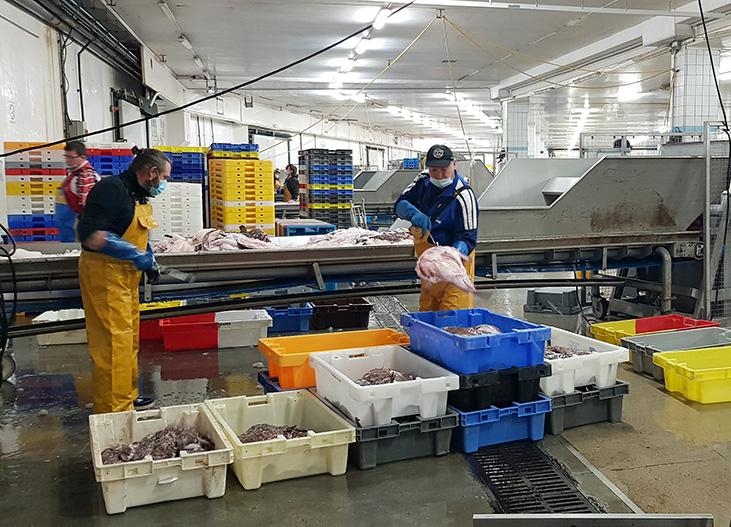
[453,240,471,258]
[395,200,432,234]
[100,233,156,271]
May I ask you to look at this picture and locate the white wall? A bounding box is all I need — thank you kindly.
[0,3,63,144]
[0,2,420,173]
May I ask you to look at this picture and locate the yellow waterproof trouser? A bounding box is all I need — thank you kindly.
[79,202,155,413]
[412,227,476,312]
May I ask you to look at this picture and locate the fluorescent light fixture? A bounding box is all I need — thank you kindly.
[158,0,176,23]
[193,56,205,70]
[341,58,356,73]
[329,80,343,89]
[354,37,371,55]
[372,8,390,30]
[178,35,194,50]
[350,92,366,103]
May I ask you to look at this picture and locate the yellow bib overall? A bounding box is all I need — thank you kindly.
[79,203,156,413]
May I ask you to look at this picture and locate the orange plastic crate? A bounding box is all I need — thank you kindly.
[257,328,410,389]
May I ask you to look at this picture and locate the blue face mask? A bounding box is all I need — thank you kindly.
[430,176,453,189]
[149,179,166,197]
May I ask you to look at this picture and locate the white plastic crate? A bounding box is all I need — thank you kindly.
[33,309,87,346]
[310,345,460,427]
[89,404,233,514]
[540,327,630,396]
[205,390,355,490]
[215,309,272,348]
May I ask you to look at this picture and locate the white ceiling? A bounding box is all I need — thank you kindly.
[110,0,731,149]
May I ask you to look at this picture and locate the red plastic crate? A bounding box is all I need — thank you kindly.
[9,227,59,236]
[634,314,719,334]
[112,148,133,155]
[159,314,217,351]
[140,314,215,342]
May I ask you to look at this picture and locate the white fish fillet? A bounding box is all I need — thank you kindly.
[416,246,476,293]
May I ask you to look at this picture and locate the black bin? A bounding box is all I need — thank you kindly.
[310,297,373,330]
[448,363,552,412]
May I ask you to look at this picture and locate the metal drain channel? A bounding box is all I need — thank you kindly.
[469,442,599,514]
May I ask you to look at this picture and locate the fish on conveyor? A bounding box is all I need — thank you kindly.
[444,324,502,336]
[306,227,412,247]
[238,423,310,444]
[416,246,476,293]
[354,367,416,386]
[101,426,215,464]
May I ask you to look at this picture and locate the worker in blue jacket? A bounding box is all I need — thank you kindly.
[395,144,478,311]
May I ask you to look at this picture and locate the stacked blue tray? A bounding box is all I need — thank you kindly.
[403,158,420,169]
[210,143,258,152]
[7,214,55,229]
[401,308,552,453]
[88,155,133,177]
[165,152,206,182]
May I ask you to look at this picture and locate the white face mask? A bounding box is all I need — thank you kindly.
[430,176,453,188]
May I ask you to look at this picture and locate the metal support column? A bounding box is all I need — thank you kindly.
[655,246,672,314]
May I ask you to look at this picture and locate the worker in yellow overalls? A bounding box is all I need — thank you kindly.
[395,145,479,311]
[77,147,171,413]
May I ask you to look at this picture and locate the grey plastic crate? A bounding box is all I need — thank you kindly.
[621,327,731,382]
[351,411,458,470]
[524,288,581,315]
[546,381,629,435]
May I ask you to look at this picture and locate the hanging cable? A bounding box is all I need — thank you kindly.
[1,2,415,159]
[697,0,731,318]
[440,10,472,157]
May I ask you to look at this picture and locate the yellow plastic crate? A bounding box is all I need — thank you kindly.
[157,146,207,153]
[6,182,59,196]
[307,184,355,190]
[590,316,719,345]
[653,347,731,403]
[212,210,275,223]
[208,159,271,169]
[208,151,260,159]
[258,329,410,389]
[212,205,274,217]
[209,174,273,185]
[139,300,184,311]
[304,202,352,210]
[4,141,63,152]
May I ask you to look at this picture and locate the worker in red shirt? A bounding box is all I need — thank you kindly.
[56,141,101,242]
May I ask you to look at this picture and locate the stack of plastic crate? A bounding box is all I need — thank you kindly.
[208,143,275,234]
[402,158,420,169]
[298,149,353,228]
[86,145,134,177]
[3,141,64,241]
[149,182,204,242]
[157,146,207,182]
[401,308,553,454]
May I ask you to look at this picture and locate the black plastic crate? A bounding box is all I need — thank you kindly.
[310,297,373,330]
[546,381,629,435]
[351,412,458,470]
[448,363,552,412]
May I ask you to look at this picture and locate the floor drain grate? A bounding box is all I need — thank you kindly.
[469,442,599,514]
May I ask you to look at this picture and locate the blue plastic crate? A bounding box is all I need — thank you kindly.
[450,396,551,453]
[283,224,336,236]
[330,164,353,171]
[257,370,284,393]
[7,214,55,229]
[400,309,550,374]
[265,303,314,333]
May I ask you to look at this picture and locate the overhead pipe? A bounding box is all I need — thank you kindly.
[654,246,673,314]
[76,38,94,123]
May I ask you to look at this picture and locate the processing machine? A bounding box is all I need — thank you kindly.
[0,155,706,338]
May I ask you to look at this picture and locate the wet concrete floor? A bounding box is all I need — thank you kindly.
[0,286,729,524]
